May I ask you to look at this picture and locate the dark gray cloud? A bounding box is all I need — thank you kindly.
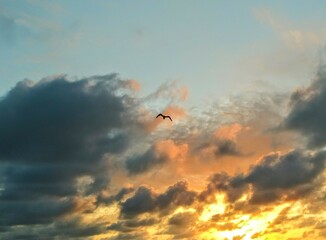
[0,199,74,226]
[199,172,230,200]
[200,150,326,205]
[120,181,197,218]
[107,217,158,233]
[125,146,169,175]
[193,133,243,159]
[156,181,197,209]
[0,217,106,239]
[51,218,106,238]
[196,138,242,158]
[199,172,248,203]
[0,74,136,228]
[245,150,325,190]
[124,218,158,228]
[120,187,157,217]
[0,75,130,164]
[214,139,241,156]
[284,65,326,148]
[244,150,325,204]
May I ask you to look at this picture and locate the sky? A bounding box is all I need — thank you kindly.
[1,1,326,239]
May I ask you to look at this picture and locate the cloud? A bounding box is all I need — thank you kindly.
[161,105,187,120]
[120,181,196,218]
[244,150,326,205]
[166,211,197,237]
[199,172,248,203]
[213,139,242,156]
[97,187,134,206]
[125,145,169,175]
[125,139,188,175]
[0,5,63,46]
[242,7,325,92]
[195,125,244,158]
[143,81,189,103]
[214,123,244,140]
[107,217,158,233]
[108,232,147,240]
[253,7,324,50]
[284,65,326,148]
[200,149,326,205]
[120,186,157,217]
[0,199,74,226]
[0,74,137,226]
[156,181,196,209]
[0,217,106,239]
[245,150,325,190]
[49,218,105,238]
[168,212,196,226]
[124,79,141,92]
[138,105,187,133]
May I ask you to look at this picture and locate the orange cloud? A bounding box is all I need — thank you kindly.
[156,139,188,162]
[162,105,187,120]
[125,79,141,92]
[214,123,246,140]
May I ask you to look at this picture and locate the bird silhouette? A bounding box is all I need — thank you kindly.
[156,113,172,121]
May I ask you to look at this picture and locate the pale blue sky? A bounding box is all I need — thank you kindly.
[1,0,326,104]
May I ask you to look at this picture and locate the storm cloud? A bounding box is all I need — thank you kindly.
[0,74,136,227]
[201,149,326,205]
[245,150,326,190]
[120,181,197,218]
[284,65,326,148]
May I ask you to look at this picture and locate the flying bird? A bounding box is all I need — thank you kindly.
[156,113,172,121]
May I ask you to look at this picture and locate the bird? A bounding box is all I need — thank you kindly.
[156,113,172,121]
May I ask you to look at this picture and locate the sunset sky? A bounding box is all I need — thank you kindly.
[1,1,326,239]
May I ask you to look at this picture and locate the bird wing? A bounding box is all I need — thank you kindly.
[167,116,172,121]
[156,113,163,118]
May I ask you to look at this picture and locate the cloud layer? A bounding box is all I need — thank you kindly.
[1,67,326,239]
[0,74,136,228]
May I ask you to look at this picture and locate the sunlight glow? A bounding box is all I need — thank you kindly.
[202,204,290,240]
[173,206,197,214]
[199,194,226,222]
